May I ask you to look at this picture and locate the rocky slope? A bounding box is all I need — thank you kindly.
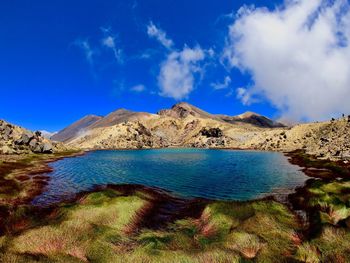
[244,117,350,160]
[157,102,218,120]
[0,120,69,155]
[51,115,102,142]
[89,109,153,129]
[157,102,284,128]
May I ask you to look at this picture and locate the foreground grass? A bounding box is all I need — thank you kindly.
[1,182,350,262]
[0,187,302,262]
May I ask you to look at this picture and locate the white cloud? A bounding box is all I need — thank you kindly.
[131,84,146,92]
[224,0,350,121]
[158,46,205,100]
[236,87,255,105]
[147,22,174,49]
[102,35,123,63]
[147,21,207,100]
[208,48,215,57]
[75,40,95,65]
[211,76,231,90]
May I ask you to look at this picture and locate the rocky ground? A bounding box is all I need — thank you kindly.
[0,120,70,155]
[244,116,350,161]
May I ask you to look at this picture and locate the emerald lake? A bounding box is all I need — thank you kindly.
[33,149,308,205]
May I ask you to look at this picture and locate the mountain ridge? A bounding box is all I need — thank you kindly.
[53,103,284,143]
[51,115,103,142]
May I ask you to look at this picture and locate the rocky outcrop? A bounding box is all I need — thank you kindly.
[70,121,167,150]
[200,128,223,138]
[0,120,68,155]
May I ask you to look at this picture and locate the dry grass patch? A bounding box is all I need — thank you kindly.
[8,190,146,262]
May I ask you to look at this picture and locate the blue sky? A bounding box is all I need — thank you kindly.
[1,0,350,131]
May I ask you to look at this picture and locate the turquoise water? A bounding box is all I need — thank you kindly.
[32,149,308,205]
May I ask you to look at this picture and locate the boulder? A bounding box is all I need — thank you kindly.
[22,131,34,144]
[29,139,38,150]
[33,144,43,153]
[4,126,13,138]
[42,143,53,153]
[15,131,34,145]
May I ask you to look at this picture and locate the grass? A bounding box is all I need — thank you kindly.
[1,183,350,262]
[0,189,298,262]
[2,190,146,262]
[303,179,350,226]
[0,189,303,262]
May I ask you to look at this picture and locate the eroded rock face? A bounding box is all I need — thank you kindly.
[200,128,223,138]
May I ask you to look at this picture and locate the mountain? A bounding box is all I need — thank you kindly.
[158,103,284,128]
[89,109,154,129]
[216,111,285,128]
[51,115,102,142]
[157,102,218,120]
[52,102,288,150]
[40,130,57,139]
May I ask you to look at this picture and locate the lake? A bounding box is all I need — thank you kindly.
[32,149,308,205]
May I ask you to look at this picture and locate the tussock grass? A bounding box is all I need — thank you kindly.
[305,179,350,225]
[1,188,302,262]
[7,190,146,262]
[309,226,350,262]
[295,242,320,263]
[2,182,350,262]
[129,199,300,261]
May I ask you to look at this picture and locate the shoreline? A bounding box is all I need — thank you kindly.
[285,150,350,237]
[0,150,85,206]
